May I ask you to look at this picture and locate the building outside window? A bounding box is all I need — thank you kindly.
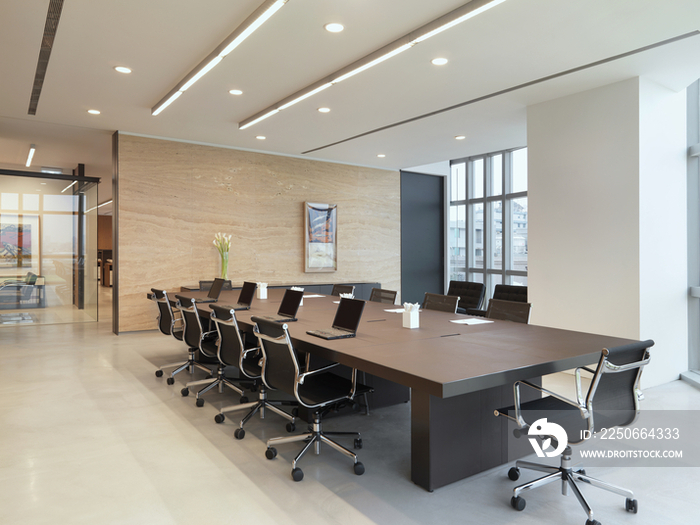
[448,147,527,299]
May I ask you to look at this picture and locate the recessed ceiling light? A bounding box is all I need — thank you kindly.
[229,89,243,95]
[114,66,132,74]
[431,57,448,66]
[40,182,47,185]
[455,135,466,140]
[318,107,330,113]
[377,154,386,158]
[87,109,100,115]
[325,23,344,33]
[256,136,266,140]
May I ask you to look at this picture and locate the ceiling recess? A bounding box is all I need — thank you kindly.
[28,0,65,116]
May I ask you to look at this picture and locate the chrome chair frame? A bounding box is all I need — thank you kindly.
[496,341,653,524]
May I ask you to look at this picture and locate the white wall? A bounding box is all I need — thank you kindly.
[528,77,688,388]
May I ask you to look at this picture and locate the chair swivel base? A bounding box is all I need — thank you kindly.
[180,365,245,407]
[265,413,364,482]
[508,446,638,525]
[213,388,296,440]
[155,348,212,385]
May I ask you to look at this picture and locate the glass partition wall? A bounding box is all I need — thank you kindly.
[0,171,99,326]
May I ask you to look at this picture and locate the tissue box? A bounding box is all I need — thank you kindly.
[257,284,267,299]
[402,309,419,329]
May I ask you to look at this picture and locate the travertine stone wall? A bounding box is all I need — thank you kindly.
[116,134,401,332]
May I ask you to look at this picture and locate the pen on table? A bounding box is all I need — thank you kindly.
[367,319,386,322]
[440,333,461,337]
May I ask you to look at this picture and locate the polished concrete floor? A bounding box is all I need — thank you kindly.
[1,288,698,525]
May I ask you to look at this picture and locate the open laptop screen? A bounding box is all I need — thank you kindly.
[208,278,225,300]
[237,281,257,306]
[278,289,303,317]
[332,298,365,332]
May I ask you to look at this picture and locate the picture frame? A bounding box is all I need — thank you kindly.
[304,202,337,272]
[0,214,40,278]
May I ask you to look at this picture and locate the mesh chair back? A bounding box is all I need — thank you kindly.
[26,272,38,285]
[199,279,233,291]
[492,284,528,303]
[447,280,485,310]
[422,292,460,313]
[209,305,245,369]
[252,317,299,396]
[369,287,397,304]
[587,340,653,430]
[486,298,531,323]
[331,284,355,296]
[151,288,174,336]
[175,295,205,350]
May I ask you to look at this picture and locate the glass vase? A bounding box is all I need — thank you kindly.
[220,251,228,280]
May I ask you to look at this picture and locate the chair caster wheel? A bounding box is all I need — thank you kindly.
[508,467,520,481]
[181,388,189,397]
[265,447,277,460]
[166,377,175,385]
[354,462,365,475]
[292,467,304,482]
[625,498,638,514]
[234,428,245,440]
[239,396,249,404]
[286,422,296,433]
[577,469,587,476]
[354,438,363,449]
[196,398,204,407]
[511,496,526,511]
[214,413,225,424]
[585,520,601,525]
[291,408,299,417]
[155,370,163,377]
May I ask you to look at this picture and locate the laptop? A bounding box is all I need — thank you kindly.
[256,288,303,322]
[307,297,365,340]
[194,277,225,303]
[217,281,257,311]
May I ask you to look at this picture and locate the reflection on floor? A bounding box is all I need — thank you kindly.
[0,286,698,525]
[0,312,37,324]
[0,286,106,326]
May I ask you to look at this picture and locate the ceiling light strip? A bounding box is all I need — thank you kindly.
[28,0,65,115]
[238,0,506,129]
[25,145,36,167]
[151,0,288,116]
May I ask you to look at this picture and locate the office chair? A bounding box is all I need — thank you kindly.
[422,292,460,313]
[331,284,355,296]
[209,305,295,438]
[176,303,250,406]
[469,284,528,317]
[486,298,531,323]
[369,287,397,304]
[446,280,485,314]
[253,316,369,481]
[153,288,204,385]
[495,339,654,525]
[173,295,220,405]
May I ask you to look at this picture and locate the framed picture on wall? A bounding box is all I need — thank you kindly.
[0,214,40,278]
[304,202,337,272]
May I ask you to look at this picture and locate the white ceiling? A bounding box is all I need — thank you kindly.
[2,0,700,215]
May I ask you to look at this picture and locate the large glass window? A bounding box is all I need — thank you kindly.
[448,148,527,298]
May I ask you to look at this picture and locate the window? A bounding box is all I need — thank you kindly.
[448,148,527,297]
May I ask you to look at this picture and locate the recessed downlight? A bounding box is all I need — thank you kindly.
[318,107,330,113]
[229,89,243,95]
[114,66,132,74]
[325,23,344,33]
[377,154,386,158]
[256,135,266,140]
[431,57,448,66]
[87,109,100,115]
[455,135,466,140]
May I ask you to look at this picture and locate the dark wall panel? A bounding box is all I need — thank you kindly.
[401,171,444,304]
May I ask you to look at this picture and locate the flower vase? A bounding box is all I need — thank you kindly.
[220,251,229,280]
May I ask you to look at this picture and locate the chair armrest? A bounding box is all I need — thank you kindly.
[242,346,261,358]
[574,366,596,405]
[513,380,587,428]
[297,362,341,384]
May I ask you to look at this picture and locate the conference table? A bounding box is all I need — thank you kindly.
[161,287,636,491]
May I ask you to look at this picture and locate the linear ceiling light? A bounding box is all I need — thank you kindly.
[61,180,77,193]
[238,0,506,130]
[86,199,113,213]
[151,0,288,116]
[25,145,36,167]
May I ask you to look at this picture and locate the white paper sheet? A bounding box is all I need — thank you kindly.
[450,318,494,325]
[384,308,405,313]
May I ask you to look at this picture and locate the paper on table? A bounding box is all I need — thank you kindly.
[450,318,494,325]
[384,308,405,313]
[304,294,324,298]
